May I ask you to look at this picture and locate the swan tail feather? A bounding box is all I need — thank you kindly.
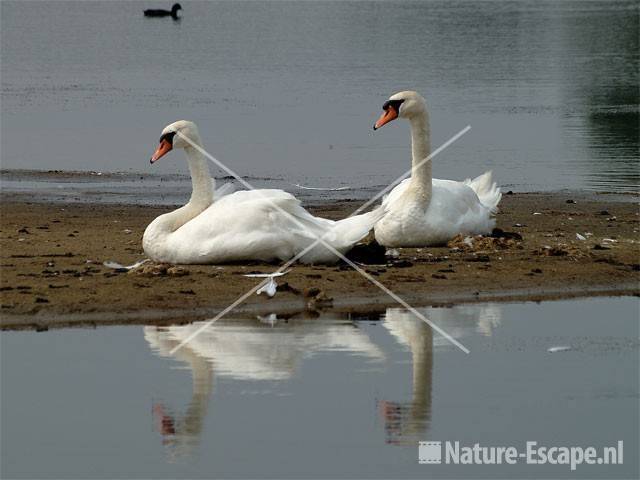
[327,206,386,251]
[296,206,386,264]
[465,171,501,213]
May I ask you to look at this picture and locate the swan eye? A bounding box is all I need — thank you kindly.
[159,131,177,145]
[382,99,405,113]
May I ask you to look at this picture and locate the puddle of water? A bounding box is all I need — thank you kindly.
[1,297,638,478]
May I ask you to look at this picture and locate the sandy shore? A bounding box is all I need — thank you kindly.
[1,192,638,329]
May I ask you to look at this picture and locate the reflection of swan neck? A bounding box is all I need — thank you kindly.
[411,337,433,417]
[382,312,434,443]
[181,354,213,438]
[409,111,432,194]
[153,334,213,459]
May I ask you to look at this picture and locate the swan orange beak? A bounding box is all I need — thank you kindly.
[150,139,172,164]
[373,106,398,130]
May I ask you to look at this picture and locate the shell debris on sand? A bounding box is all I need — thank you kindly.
[447,229,523,253]
[534,244,586,258]
[304,287,333,310]
[385,248,400,258]
[103,259,149,272]
[128,263,189,277]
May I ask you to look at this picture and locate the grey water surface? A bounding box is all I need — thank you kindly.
[1,297,638,478]
[1,0,638,203]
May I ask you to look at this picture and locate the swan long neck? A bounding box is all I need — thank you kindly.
[185,142,213,208]
[143,134,213,257]
[408,111,432,194]
[163,140,213,229]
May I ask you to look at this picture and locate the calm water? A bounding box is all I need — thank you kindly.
[1,297,638,478]
[1,0,638,198]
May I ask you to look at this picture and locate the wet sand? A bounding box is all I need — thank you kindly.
[1,192,638,329]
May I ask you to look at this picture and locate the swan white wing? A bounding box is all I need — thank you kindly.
[168,191,321,263]
[375,179,495,247]
[214,189,328,225]
[463,171,501,213]
[214,188,381,246]
[165,189,379,263]
[427,179,494,234]
[381,178,411,208]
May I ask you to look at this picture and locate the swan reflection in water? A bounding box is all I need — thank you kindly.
[144,304,501,457]
[144,314,385,460]
[378,304,501,445]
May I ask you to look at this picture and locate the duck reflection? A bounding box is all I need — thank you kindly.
[379,304,502,445]
[144,314,385,459]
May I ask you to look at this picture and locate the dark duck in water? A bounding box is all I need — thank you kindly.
[143,3,182,19]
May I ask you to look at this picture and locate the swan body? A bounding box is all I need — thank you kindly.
[143,121,383,264]
[375,173,500,247]
[372,91,501,247]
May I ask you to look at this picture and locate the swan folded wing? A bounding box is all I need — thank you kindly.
[376,179,495,246]
[239,189,338,238]
[264,200,341,253]
[462,171,502,213]
[211,188,297,206]
[239,191,381,263]
[384,179,487,214]
[169,189,337,263]
[428,180,496,235]
[381,178,411,207]
[326,206,385,247]
[164,187,380,264]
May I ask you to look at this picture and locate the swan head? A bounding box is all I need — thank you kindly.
[150,120,200,163]
[373,91,426,130]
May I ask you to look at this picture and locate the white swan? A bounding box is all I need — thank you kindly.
[372,91,501,247]
[143,120,383,264]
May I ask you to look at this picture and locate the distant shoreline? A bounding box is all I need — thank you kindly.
[2,168,639,207]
